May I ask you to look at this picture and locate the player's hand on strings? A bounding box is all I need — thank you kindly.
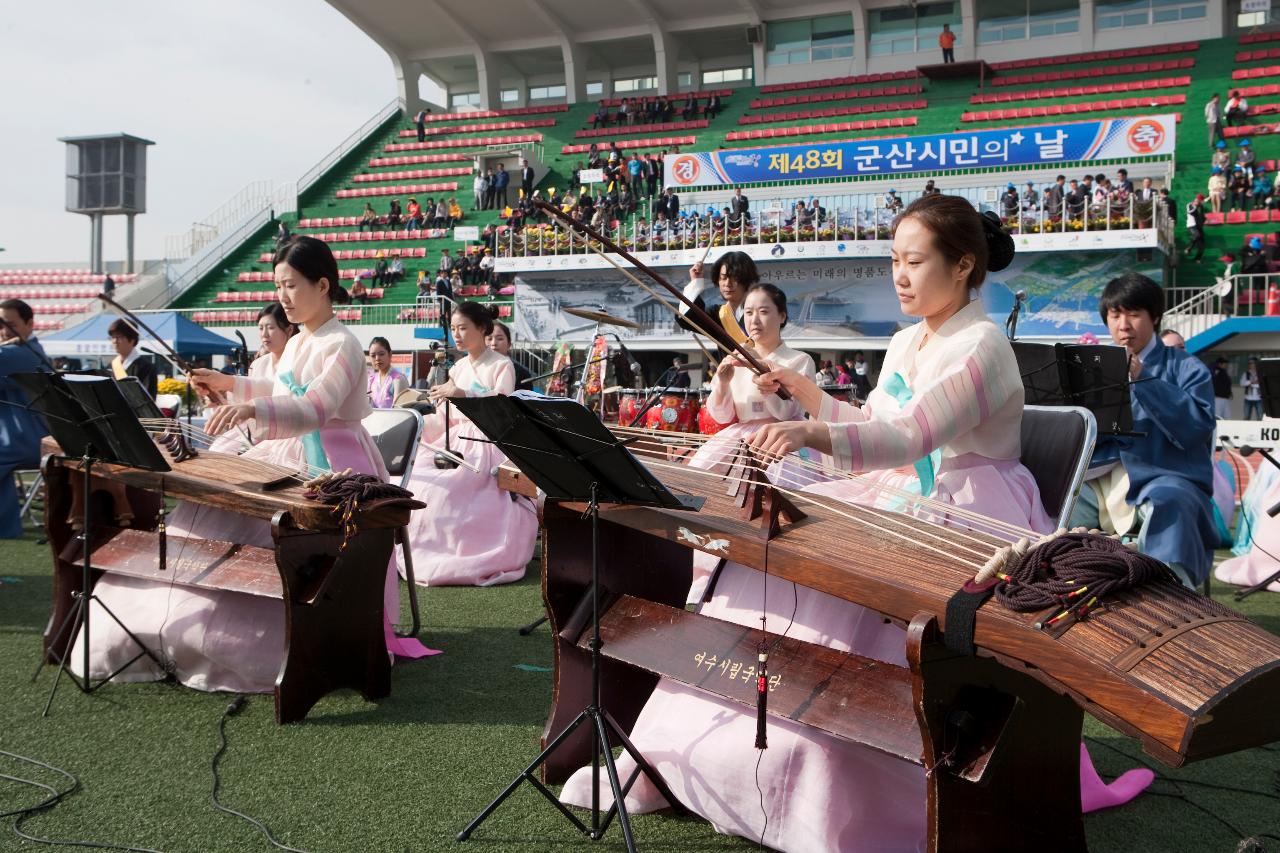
[428,379,459,402]
[749,419,831,458]
[206,403,255,436]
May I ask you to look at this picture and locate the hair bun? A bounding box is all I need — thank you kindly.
[980,211,1015,272]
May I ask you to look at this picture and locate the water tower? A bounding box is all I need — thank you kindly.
[59,133,154,273]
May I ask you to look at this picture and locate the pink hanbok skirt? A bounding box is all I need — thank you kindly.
[560,453,1053,852]
[1218,471,1280,592]
[70,420,436,694]
[403,416,537,586]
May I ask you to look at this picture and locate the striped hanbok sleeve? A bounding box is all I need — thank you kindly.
[230,375,275,404]
[827,334,1016,473]
[251,337,361,440]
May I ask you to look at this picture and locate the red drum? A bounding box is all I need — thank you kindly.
[697,389,730,436]
[644,388,700,433]
[617,389,641,426]
[820,384,855,404]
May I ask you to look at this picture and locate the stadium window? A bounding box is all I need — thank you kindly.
[703,67,752,85]
[586,82,604,96]
[678,72,693,88]
[977,0,1079,45]
[765,13,854,65]
[614,76,658,93]
[500,89,519,103]
[450,92,481,108]
[1096,0,1205,29]
[529,84,567,100]
[869,3,959,56]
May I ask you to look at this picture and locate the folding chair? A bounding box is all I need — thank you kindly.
[1019,405,1098,531]
[362,406,425,637]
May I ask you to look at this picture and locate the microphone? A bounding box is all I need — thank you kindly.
[1241,444,1258,457]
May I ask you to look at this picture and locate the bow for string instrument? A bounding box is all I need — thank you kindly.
[531,200,791,402]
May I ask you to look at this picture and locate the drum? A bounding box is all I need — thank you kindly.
[697,389,729,436]
[820,384,855,404]
[617,388,641,426]
[643,388,701,433]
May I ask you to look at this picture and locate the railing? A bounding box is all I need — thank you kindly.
[140,300,483,327]
[163,181,294,262]
[501,191,1169,257]
[1164,271,1272,341]
[298,98,401,195]
[147,208,279,309]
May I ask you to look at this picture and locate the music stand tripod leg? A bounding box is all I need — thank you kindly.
[458,485,680,852]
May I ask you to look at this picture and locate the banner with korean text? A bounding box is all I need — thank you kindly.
[663,115,1176,188]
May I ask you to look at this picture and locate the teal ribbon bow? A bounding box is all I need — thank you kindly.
[881,371,941,499]
[277,370,331,472]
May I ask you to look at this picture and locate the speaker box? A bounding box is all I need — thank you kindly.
[746,24,763,44]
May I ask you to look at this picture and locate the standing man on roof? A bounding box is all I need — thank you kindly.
[939,23,956,63]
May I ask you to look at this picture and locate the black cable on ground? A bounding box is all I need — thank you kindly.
[210,697,312,853]
[0,749,164,852]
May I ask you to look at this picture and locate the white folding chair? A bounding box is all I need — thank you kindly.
[362,407,425,638]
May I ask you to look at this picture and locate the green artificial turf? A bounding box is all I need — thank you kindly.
[2,526,1279,852]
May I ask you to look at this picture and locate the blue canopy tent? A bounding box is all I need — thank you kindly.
[39,312,237,360]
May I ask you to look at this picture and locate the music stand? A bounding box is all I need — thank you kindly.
[1013,342,1134,435]
[15,372,170,714]
[1257,358,1280,418]
[453,392,700,853]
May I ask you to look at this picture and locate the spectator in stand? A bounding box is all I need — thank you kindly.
[1211,357,1233,419]
[1237,138,1256,175]
[493,163,510,207]
[360,203,377,232]
[101,272,116,297]
[406,197,423,231]
[939,23,956,63]
[707,93,722,118]
[1045,175,1066,218]
[809,197,827,224]
[1115,169,1134,195]
[372,251,389,288]
[1092,176,1111,211]
[438,248,454,277]
[1000,182,1020,218]
[482,167,496,210]
[416,270,432,303]
[449,270,464,300]
[1242,236,1268,278]
[388,252,405,282]
[646,153,660,197]
[1212,140,1231,171]
[627,154,643,192]
[1205,93,1224,148]
[433,198,448,229]
[473,172,486,211]
[435,269,454,332]
[520,159,535,198]
[660,187,679,220]
[274,220,291,249]
[479,248,495,285]
[587,144,603,170]
[449,198,464,226]
[1243,359,1264,420]
[1253,166,1272,210]
[681,97,696,122]
[1160,187,1176,220]
[617,98,629,126]
[1226,91,1249,127]
[1208,166,1226,214]
[387,198,402,228]
[884,187,903,212]
[1021,181,1040,211]
[591,101,610,129]
[1065,179,1085,219]
[351,275,371,305]
[1134,177,1157,227]
[922,179,940,196]
[1230,165,1250,212]
[1185,195,1206,262]
[415,109,429,143]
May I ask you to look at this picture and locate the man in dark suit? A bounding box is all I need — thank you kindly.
[107,318,157,398]
[520,159,535,199]
[729,187,750,221]
[660,187,679,220]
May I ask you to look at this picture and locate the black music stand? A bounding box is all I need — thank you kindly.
[453,392,701,853]
[1013,342,1134,435]
[1257,358,1280,418]
[16,372,170,714]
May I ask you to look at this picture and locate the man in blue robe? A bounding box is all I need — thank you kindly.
[0,299,52,538]
[1069,273,1217,587]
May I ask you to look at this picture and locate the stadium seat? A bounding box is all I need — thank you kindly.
[1227,212,1248,224]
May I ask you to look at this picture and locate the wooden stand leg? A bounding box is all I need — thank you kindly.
[908,614,1086,853]
[272,521,393,724]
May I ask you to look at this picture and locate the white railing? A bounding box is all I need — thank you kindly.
[149,208,279,309]
[502,190,1170,257]
[298,98,401,195]
[163,181,294,262]
[141,299,484,327]
[1164,271,1273,341]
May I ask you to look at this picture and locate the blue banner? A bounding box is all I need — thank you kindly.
[664,115,1175,188]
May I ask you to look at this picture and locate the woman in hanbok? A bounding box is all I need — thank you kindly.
[208,302,295,454]
[71,236,432,693]
[560,195,1146,851]
[366,336,409,409]
[683,283,818,601]
[403,301,537,586]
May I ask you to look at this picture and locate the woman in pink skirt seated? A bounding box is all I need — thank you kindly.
[207,302,296,454]
[71,236,433,694]
[403,301,537,586]
[560,195,1147,851]
[684,282,818,602]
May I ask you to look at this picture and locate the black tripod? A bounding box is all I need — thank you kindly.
[34,445,168,715]
[459,484,685,851]
[450,392,699,851]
